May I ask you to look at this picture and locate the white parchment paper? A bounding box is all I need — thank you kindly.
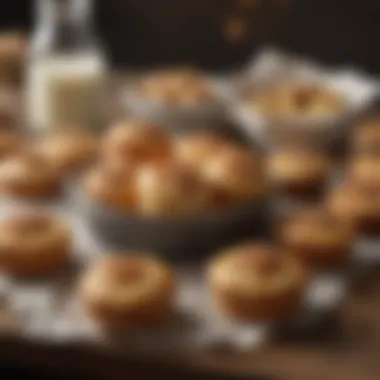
[230,49,380,150]
[0,196,357,354]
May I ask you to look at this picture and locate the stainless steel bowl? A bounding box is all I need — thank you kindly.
[73,187,272,262]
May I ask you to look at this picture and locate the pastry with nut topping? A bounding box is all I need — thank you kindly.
[207,243,307,321]
[138,69,212,107]
[102,120,171,165]
[135,161,211,217]
[0,211,70,277]
[0,152,61,198]
[0,131,21,159]
[347,154,380,192]
[36,129,98,175]
[83,160,137,211]
[250,83,344,119]
[351,118,380,155]
[279,208,354,268]
[327,183,380,237]
[174,132,233,170]
[267,148,330,199]
[202,146,267,209]
[79,255,176,327]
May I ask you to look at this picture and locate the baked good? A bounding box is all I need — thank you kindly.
[0,87,20,127]
[348,154,380,192]
[138,69,212,106]
[0,32,26,84]
[0,131,21,159]
[279,208,354,268]
[267,148,330,199]
[250,82,344,118]
[102,120,171,164]
[0,211,70,277]
[351,119,380,154]
[83,160,137,211]
[135,161,210,217]
[0,153,61,198]
[207,243,307,322]
[328,183,380,236]
[174,132,233,170]
[80,255,176,327]
[36,130,98,175]
[202,146,266,208]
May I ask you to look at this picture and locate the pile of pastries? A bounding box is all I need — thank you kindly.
[0,30,378,333]
[248,82,345,119]
[84,120,267,217]
[0,129,98,198]
[135,68,214,107]
[0,113,379,329]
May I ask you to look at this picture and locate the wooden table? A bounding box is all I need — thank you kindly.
[1,266,379,380]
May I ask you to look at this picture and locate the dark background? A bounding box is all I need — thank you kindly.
[1,0,380,73]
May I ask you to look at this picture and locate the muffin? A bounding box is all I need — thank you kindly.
[0,152,61,198]
[279,208,354,268]
[250,82,344,119]
[328,183,380,237]
[36,130,98,175]
[351,119,380,155]
[207,243,307,322]
[0,87,20,126]
[83,160,137,211]
[135,161,210,217]
[138,69,212,107]
[80,254,176,327]
[102,120,171,164]
[174,132,233,170]
[0,31,26,84]
[0,211,70,277]
[348,154,380,192]
[0,131,21,159]
[267,148,330,199]
[202,146,266,208]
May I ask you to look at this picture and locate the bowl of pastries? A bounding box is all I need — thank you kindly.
[234,80,351,149]
[123,68,228,133]
[75,120,270,259]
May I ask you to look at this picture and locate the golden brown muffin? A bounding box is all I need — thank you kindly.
[327,183,380,237]
[102,120,171,164]
[36,130,98,175]
[267,148,330,199]
[138,69,212,106]
[0,87,20,126]
[207,243,307,322]
[174,132,233,170]
[250,82,344,118]
[0,153,61,198]
[348,154,380,192]
[279,208,354,268]
[135,161,210,217]
[202,146,266,208]
[0,32,26,84]
[0,131,21,159]
[351,119,380,154]
[0,211,70,277]
[79,255,176,328]
[83,160,137,211]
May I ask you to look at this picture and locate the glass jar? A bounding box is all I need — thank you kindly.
[27,0,107,132]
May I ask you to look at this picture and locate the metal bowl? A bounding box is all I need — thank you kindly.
[73,187,272,262]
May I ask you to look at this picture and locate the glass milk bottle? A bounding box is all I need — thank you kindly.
[27,0,106,132]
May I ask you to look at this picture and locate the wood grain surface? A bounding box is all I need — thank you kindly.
[1,266,379,380]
